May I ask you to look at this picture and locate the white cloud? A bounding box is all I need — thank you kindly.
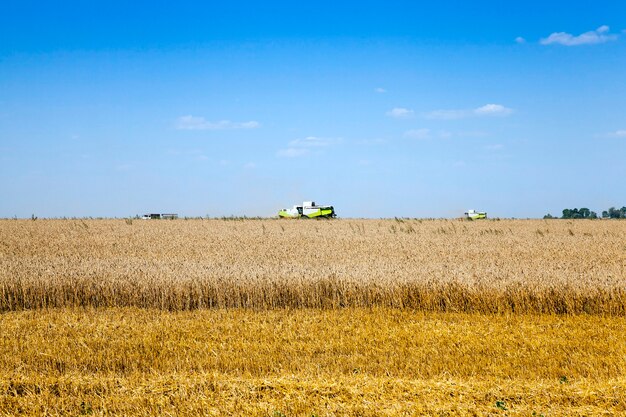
[457,130,488,138]
[424,109,468,120]
[288,136,337,147]
[404,129,459,139]
[515,36,526,44]
[540,25,618,46]
[386,107,414,119]
[277,148,309,158]
[277,136,340,158]
[115,163,133,172]
[176,115,260,130]
[607,130,626,138]
[167,148,209,161]
[404,129,431,139]
[473,104,513,116]
[356,138,387,146]
[375,87,387,93]
[425,104,513,120]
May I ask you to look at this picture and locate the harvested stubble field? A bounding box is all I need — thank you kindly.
[1,218,625,416]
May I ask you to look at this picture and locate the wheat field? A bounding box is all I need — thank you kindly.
[1,218,625,416]
[1,218,624,313]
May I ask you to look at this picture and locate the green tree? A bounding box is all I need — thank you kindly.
[579,208,590,218]
[562,209,572,219]
[608,207,621,219]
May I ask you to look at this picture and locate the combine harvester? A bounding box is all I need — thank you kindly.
[278,201,336,219]
[464,209,487,220]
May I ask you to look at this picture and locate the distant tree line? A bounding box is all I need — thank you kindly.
[602,207,626,219]
[544,206,626,219]
[561,208,597,219]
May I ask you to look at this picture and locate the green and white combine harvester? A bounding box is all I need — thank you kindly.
[278,201,337,219]
[464,209,487,220]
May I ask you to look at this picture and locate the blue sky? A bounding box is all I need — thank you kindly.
[1,1,625,218]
